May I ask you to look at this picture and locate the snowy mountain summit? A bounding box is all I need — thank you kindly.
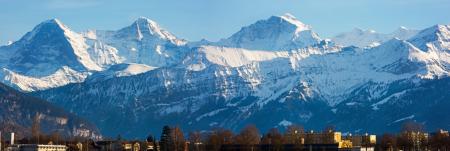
[217,13,322,50]
[333,26,419,47]
[0,19,100,91]
[4,19,100,76]
[114,17,187,46]
[0,17,189,91]
[1,14,450,137]
[409,24,450,52]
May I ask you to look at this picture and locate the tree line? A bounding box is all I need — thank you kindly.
[2,117,450,151]
[156,121,450,151]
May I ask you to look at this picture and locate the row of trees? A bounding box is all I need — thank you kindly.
[156,122,450,151]
[3,116,450,151]
[379,121,450,151]
[158,124,326,151]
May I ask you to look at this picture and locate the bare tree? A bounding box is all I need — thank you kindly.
[398,121,426,151]
[31,113,41,144]
[188,131,203,151]
[188,131,202,144]
[50,131,61,144]
[380,133,397,151]
[171,126,185,151]
[218,129,234,145]
[205,128,234,151]
[430,129,449,151]
[234,124,260,151]
[261,128,284,151]
[401,121,423,133]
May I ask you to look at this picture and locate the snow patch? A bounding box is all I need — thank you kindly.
[195,108,227,121]
[187,62,206,71]
[278,120,293,127]
[0,66,89,92]
[391,115,415,124]
[372,90,408,110]
[199,46,290,67]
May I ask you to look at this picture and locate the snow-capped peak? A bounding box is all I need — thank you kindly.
[22,18,69,41]
[4,18,101,77]
[132,17,168,39]
[399,26,408,30]
[390,26,419,41]
[41,18,65,28]
[410,25,449,41]
[216,13,321,51]
[134,17,163,36]
[351,27,364,33]
[278,13,311,31]
[47,18,65,27]
[349,28,376,34]
[116,17,186,45]
[409,24,450,51]
[333,26,419,48]
[332,28,387,47]
[377,37,413,50]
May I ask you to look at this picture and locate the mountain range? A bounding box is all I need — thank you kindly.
[1,14,449,138]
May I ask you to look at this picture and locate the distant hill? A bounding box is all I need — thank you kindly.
[0,82,101,139]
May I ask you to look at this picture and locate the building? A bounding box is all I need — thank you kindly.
[305,130,342,144]
[7,144,67,151]
[121,142,143,151]
[341,133,376,151]
[303,130,377,151]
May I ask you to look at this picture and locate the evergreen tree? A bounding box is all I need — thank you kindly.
[160,125,173,151]
[147,134,155,142]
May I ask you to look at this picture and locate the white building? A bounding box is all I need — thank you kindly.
[7,144,67,151]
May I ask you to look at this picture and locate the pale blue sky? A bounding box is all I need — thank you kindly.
[0,0,449,44]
